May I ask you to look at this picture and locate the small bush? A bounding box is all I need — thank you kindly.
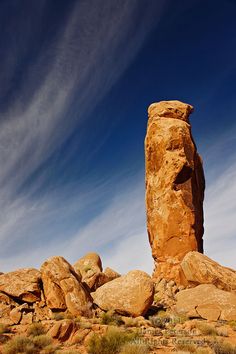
[119,342,149,354]
[175,339,197,353]
[0,324,10,334]
[210,339,236,354]
[32,335,52,350]
[228,320,236,331]
[27,322,46,337]
[88,326,138,354]
[100,311,124,326]
[2,334,56,354]
[2,336,35,354]
[52,312,66,321]
[196,322,218,336]
[195,349,211,354]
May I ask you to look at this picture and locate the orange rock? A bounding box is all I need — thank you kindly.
[92,270,154,317]
[0,268,41,302]
[41,256,93,316]
[181,251,236,291]
[175,284,236,321]
[145,100,205,283]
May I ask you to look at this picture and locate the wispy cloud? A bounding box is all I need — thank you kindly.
[0,0,167,271]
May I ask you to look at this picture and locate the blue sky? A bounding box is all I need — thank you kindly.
[0,0,235,273]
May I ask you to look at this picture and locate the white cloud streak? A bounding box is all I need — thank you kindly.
[0,0,168,268]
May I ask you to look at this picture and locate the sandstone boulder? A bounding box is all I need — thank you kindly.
[41,256,93,316]
[145,100,205,283]
[74,252,103,290]
[104,267,120,281]
[92,270,154,317]
[49,320,77,341]
[0,268,41,302]
[175,284,236,321]
[181,251,236,292]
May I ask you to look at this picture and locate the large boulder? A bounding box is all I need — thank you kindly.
[145,100,205,283]
[175,284,236,321]
[41,256,93,316]
[181,251,236,292]
[0,268,41,302]
[74,253,120,291]
[74,252,103,290]
[92,270,154,317]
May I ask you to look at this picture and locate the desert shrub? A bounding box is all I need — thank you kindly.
[32,334,52,350]
[100,311,124,326]
[2,334,56,354]
[209,339,236,354]
[0,324,10,334]
[149,313,170,329]
[216,328,228,337]
[123,317,139,327]
[196,322,218,336]
[52,312,66,321]
[27,322,46,337]
[2,336,35,354]
[88,326,138,354]
[175,338,197,353]
[228,321,236,331]
[119,342,149,354]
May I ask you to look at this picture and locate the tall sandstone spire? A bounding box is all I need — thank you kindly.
[145,100,205,284]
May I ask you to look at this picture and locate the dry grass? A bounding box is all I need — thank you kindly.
[87,326,138,354]
[209,339,236,354]
[119,342,149,354]
[100,311,124,326]
[27,322,46,337]
[195,322,218,336]
[0,324,10,335]
[175,339,197,353]
[2,334,57,354]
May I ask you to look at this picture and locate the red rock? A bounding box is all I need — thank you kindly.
[145,100,205,283]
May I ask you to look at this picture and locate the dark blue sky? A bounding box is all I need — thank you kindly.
[0,0,235,272]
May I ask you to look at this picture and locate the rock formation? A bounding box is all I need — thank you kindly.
[181,251,236,291]
[74,252,120,291]
[92,270,154,317]
[175,284,236,321]
[41,256,93,317]
[145,100,205,282]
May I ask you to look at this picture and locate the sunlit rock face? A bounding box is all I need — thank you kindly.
[145,100,205,284]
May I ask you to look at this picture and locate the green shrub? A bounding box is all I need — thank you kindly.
[100,311,124,326]
[88,326,138,354]
[27,322,46,337]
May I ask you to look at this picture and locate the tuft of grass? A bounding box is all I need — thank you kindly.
[52,312,66,321]
[175,339,197,353]
[27,322,46,337]
[209,339,236,354]
[228,320,236,331]
[119,342,149,354]
[32,335,52,350]
[0,324,10,335]
[87,326,138,354]
[2,334,56,354]
[2,336,35,354]
[195,322,218,336]
[100,311,124,326]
